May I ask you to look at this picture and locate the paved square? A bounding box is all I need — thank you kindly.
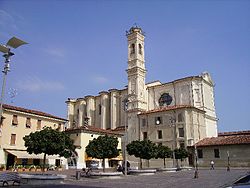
[20,169,250,188]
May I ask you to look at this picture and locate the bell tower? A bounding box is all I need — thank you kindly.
[126,26,147,111]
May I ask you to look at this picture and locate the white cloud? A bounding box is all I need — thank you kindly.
[16,76,65,92]
[92,76,108,84]
[0,10,18,31]
[43,47,65,58]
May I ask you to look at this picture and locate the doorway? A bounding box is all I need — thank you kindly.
[6,154,15,169]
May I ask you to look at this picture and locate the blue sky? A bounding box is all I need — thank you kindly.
[0,0,249,132]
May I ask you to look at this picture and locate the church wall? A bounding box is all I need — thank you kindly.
[95,96,101,128]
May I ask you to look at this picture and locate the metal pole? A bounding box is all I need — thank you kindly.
[123,98,129,176]
[0,53,11,124]
[194,145,198,178]
[124,125,127,176]
[227,151,230,171]
[171,115,176,169]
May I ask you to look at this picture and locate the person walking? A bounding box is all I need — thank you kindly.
[210,160,215,170]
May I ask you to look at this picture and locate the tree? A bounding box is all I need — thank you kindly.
[23,127,75,171]
[127,140,157,168]
[156,144,172,168]
[174,147,189,168]
[85,135,119,172]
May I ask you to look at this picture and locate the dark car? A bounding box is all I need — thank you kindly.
[226,174,250,188]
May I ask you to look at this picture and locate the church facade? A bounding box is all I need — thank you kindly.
[66,26,218,167]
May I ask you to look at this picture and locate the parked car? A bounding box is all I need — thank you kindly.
[226,174,250,188]
[86,160,99,169]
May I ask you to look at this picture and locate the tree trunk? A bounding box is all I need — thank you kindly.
[163,158,166,168]
[147,160,150,168]
[139,158,142,169]
[103,158,105,172]
[43,153,46,173]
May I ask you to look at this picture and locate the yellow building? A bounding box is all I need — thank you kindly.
[0,104,67,169]
[65,126,122,169]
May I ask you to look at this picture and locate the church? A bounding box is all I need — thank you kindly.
[66,26,218,168]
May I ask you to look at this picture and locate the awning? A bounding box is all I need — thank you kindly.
[109,153,123,161]
[5,150,61,159]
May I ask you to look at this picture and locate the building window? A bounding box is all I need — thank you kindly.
[12,115,18,125]
[26,117,31,128]
[197,149,203,158]
[138,44,142,54]
[157,130,163,139]
[37,120,42,130]
[99,104,101,115]
[130,43,135,54]
[142,119,146,127]
[178,113,183,122]
[143,132,147,140]
[214,149,220,158]
[155,117,162,125]
[178,128,184,137]
[10,134,16,145]
[159,93,172,107]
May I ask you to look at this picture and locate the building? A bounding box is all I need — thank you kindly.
[192,130,250,167]
[0,104,67,169]
[65,126,122,169]
[66,26,218,167]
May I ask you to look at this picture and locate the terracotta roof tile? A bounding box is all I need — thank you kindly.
[218,130,250,136]
[3,104,67,121]
[196,131,250,147]
[139,105,205,115]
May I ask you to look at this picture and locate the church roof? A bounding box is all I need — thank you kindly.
[3,104,67,121]
[195,130,250,147]
[139,105,205,115]
[65,125,122,136]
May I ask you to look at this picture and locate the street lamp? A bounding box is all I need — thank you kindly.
[170,116,176,169]
[121,93,136,176]
[194,144,198,178]
[0,37,27,124]
[227,151,230,172]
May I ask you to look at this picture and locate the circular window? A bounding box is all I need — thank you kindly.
[159,93,172,107]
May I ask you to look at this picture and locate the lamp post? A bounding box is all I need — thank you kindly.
[227,151,230,172]
[0,37,27,124]
[121,93,136,176]
[194,144,198,178]
[170,116,176,169]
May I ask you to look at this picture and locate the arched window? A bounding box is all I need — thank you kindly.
[159,93,172,107]
[138,44,142,55]
[130,44,135,54]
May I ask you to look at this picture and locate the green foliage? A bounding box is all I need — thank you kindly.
[127,140,157,160]
[23,127,75,171]
[23,127,75,157]
[174,147,189,161]
[156,144,172,159]
[85,135,119,160]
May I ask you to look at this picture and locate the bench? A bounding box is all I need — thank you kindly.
[0,172,21,186]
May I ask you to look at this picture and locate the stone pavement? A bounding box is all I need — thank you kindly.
[19,168,250,188]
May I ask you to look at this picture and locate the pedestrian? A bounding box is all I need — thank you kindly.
[210,160,215,170]
[117,164,123,172]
